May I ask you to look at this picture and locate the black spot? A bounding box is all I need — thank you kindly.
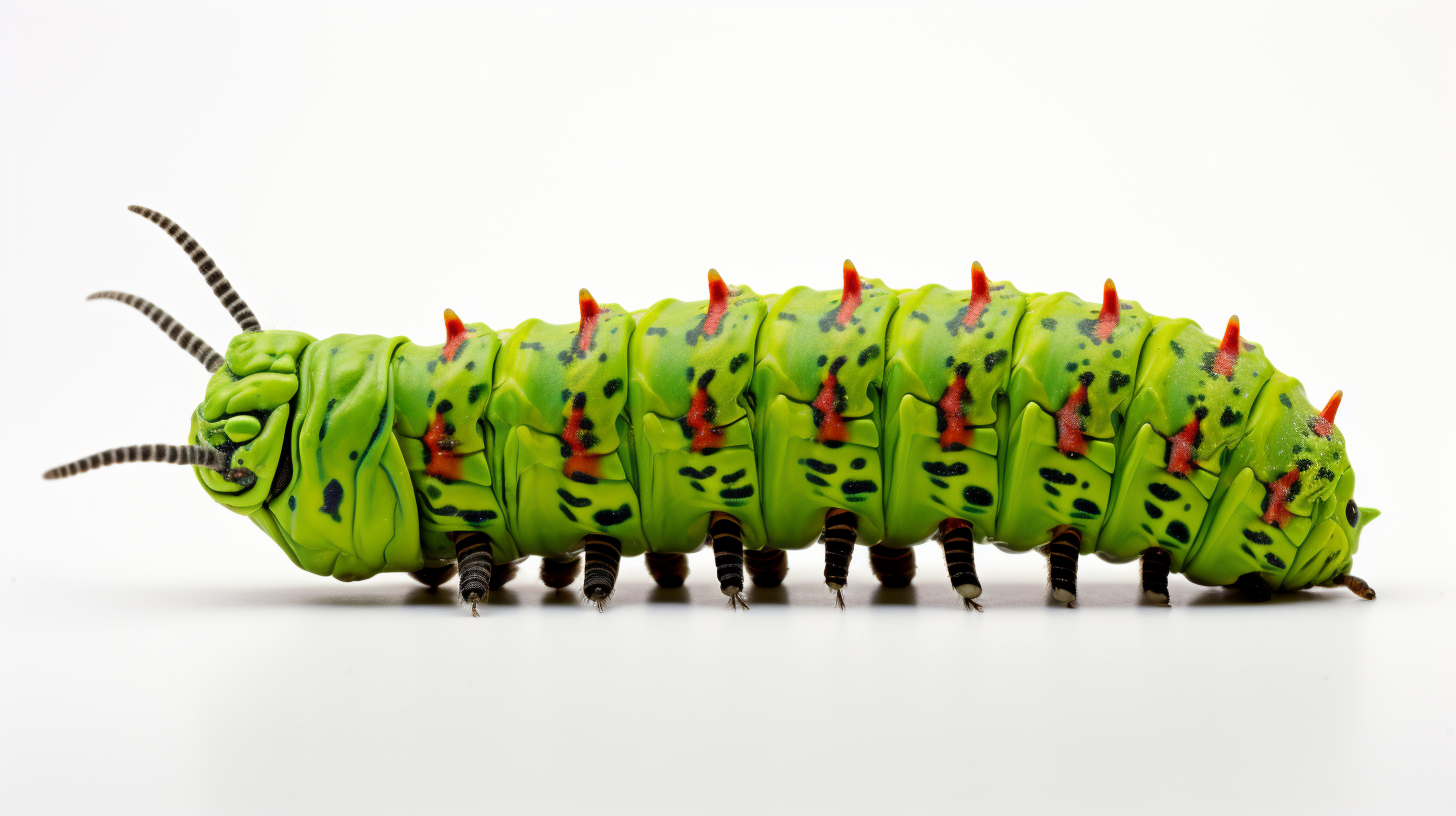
[678,465,718,479]
[1149,483,1181,502]
[842,480,878,495]
[1219,406,1243,427]
[557,488,591,508]
[1279,393,1293,409]
[1039,467,1077,485]
[963,485,994,506]
[1345,500,1359,526]
[1241,543,1256,558]
[1144,501,1163,519]
[1078,371,1095,387]
[425,485,442,499]
[436,399,454,414]
[1072,498,1101,515]
[1243,529,1273,544]
[857,345,881,366]
[598,353,608,363]
[777,312,798,322]
[930,478,949,489]
[460,510,495,524]
[520,342,544,350]
[569,471,599,485]
[924,462,969,478]
[685,366,695,382]
[909,310,930,322]
[645,327,668,337]
[1165,521,1190,544]
[944,356,956,369]
[1169,341,1185,359]
[593,504,633,526]
[1264,552,1286,569]
[721,469,747,484]
[1066,362,1078,372]
[804,458,838,474]
[817,355,828,367]
[1294,459,1313,472]
[721,485,754,499]
[558,504,577,522]
[689,482,704,492]
[465,361,476,371]
[426,360,437,373]
[603,378,623,398]
[1044,484,1061,496]
[984,350,1007,372]
[319,479,344,521]
[850,458,866,470]
[561,389,572,402]
[1112,349,1122,358]
[468,384,487,404]
[729,353,749,374]
[805,473,829,487]
[288,495,296,510]
[1041,318,1058,331]
[1108,371,1130,393]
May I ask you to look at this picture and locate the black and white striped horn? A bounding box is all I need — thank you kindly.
[88,291,225,372]
[127,205,262,332]
[42,444,229,480]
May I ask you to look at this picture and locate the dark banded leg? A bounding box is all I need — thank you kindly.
[937,519,983,611]
[743,547,788,589]
[1338,574,1376,600]
[489,560,520,591]
[645,552,689,589]
[1045,528,1081,607]
[582,534,622,610]
[410,563,458,590]
[868,544,915,589]
[1233,571,1272,602]
[822,509,858,609]
[1141,547,1171,605]
[710,512,748,609]
[541,555,582,590]
[454,531,494,617]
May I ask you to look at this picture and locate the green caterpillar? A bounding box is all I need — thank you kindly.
[45,206,1381,612]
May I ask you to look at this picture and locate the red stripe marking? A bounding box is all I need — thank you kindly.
[703,269,730,337]
[683,382,724,453]
[962,261,991,329]
[1261,469,1301,527]
[1165,416,1200,476]
[422,413,464,480]
[813,368,848,444]
[835,260,862,326]
[577,289,600,354]
[1055,384,1089,455]
[562,395,601,480]
[937,365,974,450]
[1096,279,1120,341]
[1213,315,1240,378]
[442,308,473,363]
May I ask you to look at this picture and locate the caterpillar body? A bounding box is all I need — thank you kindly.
[45,207,1381,612]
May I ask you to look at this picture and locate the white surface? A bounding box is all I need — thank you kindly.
[1,2,1452,814]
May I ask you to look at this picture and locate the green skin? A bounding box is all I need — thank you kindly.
[189,272,1377,593]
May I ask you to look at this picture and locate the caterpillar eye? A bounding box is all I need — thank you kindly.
[1345,499,1360,526]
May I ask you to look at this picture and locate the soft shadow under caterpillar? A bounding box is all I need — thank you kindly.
[45,206,1381,613]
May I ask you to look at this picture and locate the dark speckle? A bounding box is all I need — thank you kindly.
[603,378,623,398]
[963,485,993,506]
[593,504,633,526]
[842,480,878,495]
[1165,521,1190,544]
[319,479,344,522]
[1264,552,1286,569]
[1072,498,1100,515]
[1041,318,1058,331]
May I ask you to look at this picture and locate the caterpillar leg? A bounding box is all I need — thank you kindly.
[489,561,519,591]
[540,555,583,590]
[453,531,494,617]
[1140,547,1171,605]
[1045,528,1081,607]
[1233,572,1272,602]
[937,519,983,611]
[743,547,788,589]
[582,534,623,610]
[868,544,915,589]
[409,563,458,590]
[1338,574,1376,600]
[710,512,749,609]
[822,509,858,609]
[644,552,689,589]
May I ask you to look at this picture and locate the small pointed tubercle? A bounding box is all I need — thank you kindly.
[963,261,992,329]
[1313,390,1342,438]
[1213,315,1240,378]
[836,259,863,326]
[577,288,601,353]
[703,268,731,336]
[1096,278,1120,341]
[442,308,471,363]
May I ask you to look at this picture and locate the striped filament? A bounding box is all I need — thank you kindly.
[454,531,494,616]
[582,534,622,609]
[42,444,227,480]
[644,552,689,589]
[710,512,749,609]
[822,509,858,608]
[1046,529,1081,606]
[938,520,983,609]
[868,543,916,589]
[743,547,788,589]
[127,205,262,332]
[87,290,225,372]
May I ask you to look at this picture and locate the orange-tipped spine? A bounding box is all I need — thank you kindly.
[836,260,863,326]
[1096,279,1120,341]
[1212,315,1240,378]
[577,288,600,353]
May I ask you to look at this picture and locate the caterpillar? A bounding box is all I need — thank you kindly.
[44,206,1381,613]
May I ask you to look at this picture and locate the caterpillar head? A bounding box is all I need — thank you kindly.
[42,205,303,511]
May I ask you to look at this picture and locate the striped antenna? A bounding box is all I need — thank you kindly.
[87,291,225,372]
[42,444,229,480]
[127,205,262,332]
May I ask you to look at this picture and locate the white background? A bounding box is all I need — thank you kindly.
[1,2,1452,814]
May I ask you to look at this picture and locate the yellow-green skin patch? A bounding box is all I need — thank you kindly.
[628,286,769,553]
[881,281,1025,545]
[997,292,1152,551]
[487,305,648,558]
[752,278,897,549]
